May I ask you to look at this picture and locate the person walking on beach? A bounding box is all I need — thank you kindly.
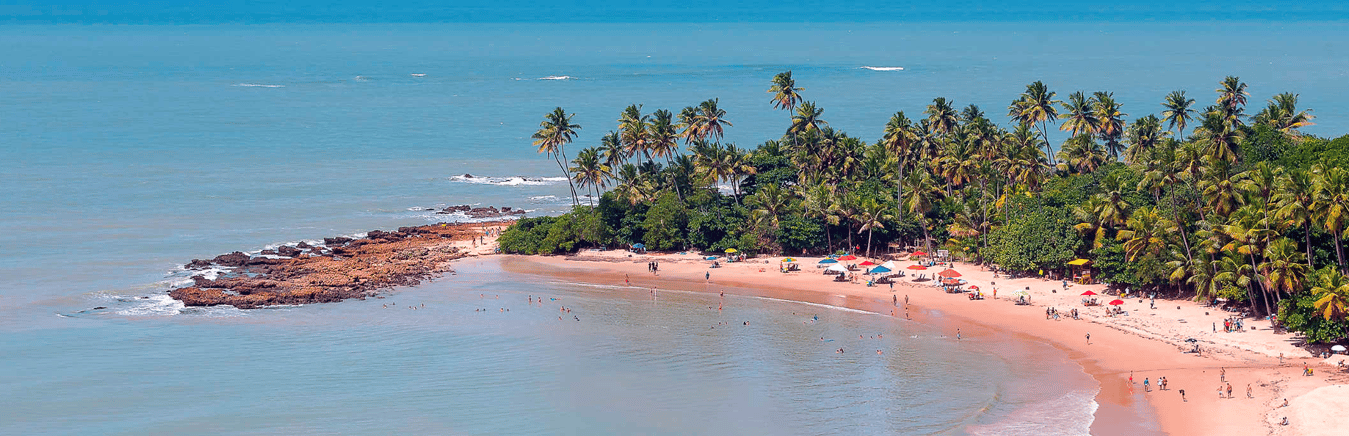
[1180,389,1186,401]
[1085,333,1091,345]
[1220,367,1226,382]
[893,295,898,306]
[1226,383,1233,399]
[956,329,961,341]
[1247,384,1253,398]
[1143,378,1150,392]
[705,271,710,281]
[905,295,909,306]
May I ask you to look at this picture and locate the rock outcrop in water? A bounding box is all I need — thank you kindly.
[436,204,526,218]
[170,223,490,309]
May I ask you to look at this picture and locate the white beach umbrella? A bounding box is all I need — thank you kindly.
[1333,345,1347,353]
[825,264,848,274]
[880,261,898,270]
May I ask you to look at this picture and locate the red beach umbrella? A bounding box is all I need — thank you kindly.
[838,255,858,261]
[906,265,927,271]
[911,251,928,257]
[938,269,962,278]
[1080,290,1097,296]
[969,285,980,290]
[859,260,876,266]
[1108,299,1125,306]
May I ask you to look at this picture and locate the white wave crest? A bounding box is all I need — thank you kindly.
[410,73,426,77]
[115,294,186,317]
[234,83,285,88]
[860,66,905,71]
[966,389,1098,436]
[538,75,573,80]
[449,175,567,186]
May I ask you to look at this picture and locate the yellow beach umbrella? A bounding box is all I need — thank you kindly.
[1068,258,1091,266]
[781,257,797,262]
[725,248,739,254]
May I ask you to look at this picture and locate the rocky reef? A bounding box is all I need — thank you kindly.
[170,223,489,309]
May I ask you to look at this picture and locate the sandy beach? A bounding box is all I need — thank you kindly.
[493,248,1349,436]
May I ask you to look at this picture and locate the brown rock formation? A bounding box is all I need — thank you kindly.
[168,222,497,309]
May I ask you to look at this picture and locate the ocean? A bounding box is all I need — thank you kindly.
[2,21,1344,434]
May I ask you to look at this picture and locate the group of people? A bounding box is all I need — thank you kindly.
[647,261,660,274]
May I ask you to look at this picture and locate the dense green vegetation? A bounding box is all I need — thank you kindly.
[507,72,1349,343]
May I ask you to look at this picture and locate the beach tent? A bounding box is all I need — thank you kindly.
[1067,258,1091,266]
[838,255,857,261]
[938,269,962,278]
[868,266,892,274]
[906,264,927,270]
[881,261,898,270]
[825,264,848,274]
[725,248,739,253]
[819,258,839,264]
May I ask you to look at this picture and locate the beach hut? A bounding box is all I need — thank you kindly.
[1068,258,1092,283]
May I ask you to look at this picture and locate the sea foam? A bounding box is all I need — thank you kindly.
[449,175,567,186]
[860,66,905,71]
[233,83,285,88]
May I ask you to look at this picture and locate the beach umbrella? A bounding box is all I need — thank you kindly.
[880,261,898,270]
[859,260,876,266]
[819,258,838,264]
[1067,258,1091,266]
[1108,299,1125,306]
[938,269,962,278]
[825,264,848,274]
[906,264,927,271]
[781,257,797,262]
[1332,345,1347,353]
[838,255,857,261]
[868,266,892,274]
[724,248,738,253]
[1080,290,1097,296]
[911,251,928,257]
[632,243,646,249]
[969,285,980,290]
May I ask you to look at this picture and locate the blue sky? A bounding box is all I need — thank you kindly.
[3,1,1348,23]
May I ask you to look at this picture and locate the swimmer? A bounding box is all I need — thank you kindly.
[877,350,883,355]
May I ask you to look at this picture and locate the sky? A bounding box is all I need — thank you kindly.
[2,1,1348,24]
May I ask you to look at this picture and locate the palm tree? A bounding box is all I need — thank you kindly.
[1194,108,1243,164]
[1009,81,1060,162]
[748,182,795,229]
[1261,237,1307,303]
[613,163,653,205]
[789,101,828,137]
[882,111,919,219]
[799,181,839,251]
[599,131,626,174]
[857,198,893,258]
[1216,76,1249,126]
[1116,207,1169,261]
[696,99,732,143]
[618,104,649,164]
[1276,169,1318,268]
[768,71,804,111]
[677,105,701,144]
[1161,90,1196,139]
[1312,165,1349,273]
[925,97,959,136]
[569,147,611,206]
[1058,91,1100,138]
[532,107,582,206]
[902,170,944,254]
[1124,114,1168,164]
[1254,92,1316,136]
[1311,269,1349,321]
[1056,134,1106,174]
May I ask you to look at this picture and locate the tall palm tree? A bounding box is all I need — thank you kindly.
[613,163,653,205]
[857,198,893,258]
[902,170,944,254]
[1194,108,1243,164]
[532,107,582,206]
[1092,91,1127,160]
[618,104,650,164]
[1312,165,1349,273]
[925,97,959,137]
[882,111,919,219]
[1311,269,1349,321]
[789,101,828,137]
[1254,92,1316,136]
[1276,169,1318,268]
[599,131,626,174]
[1124,114,1168,164]
[1116,207,1169,261]
[569,147,611,206]
[677,105,701,144]
[1161,90,1196,139]
[768,71,804,112]
[747,182,795,229]
[1009,81,1060,161]
[1261,237,1307,303]
[1216,76,1249,126]
[1058,91,1100,138]
[696,99,732,143]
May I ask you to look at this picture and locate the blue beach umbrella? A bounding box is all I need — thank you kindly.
[819,259,838,264]
[868,266,892,274]
[632,243,646,249]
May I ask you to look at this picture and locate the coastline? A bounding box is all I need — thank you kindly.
[497,250,1349,436]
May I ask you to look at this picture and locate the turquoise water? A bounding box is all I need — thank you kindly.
[2,21,1344,433]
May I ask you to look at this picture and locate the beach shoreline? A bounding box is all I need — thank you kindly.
[498,250,1349,435]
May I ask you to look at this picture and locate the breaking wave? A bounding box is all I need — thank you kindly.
[233,83,285,88]
[860,66,905,71]
[449,174,567,186]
